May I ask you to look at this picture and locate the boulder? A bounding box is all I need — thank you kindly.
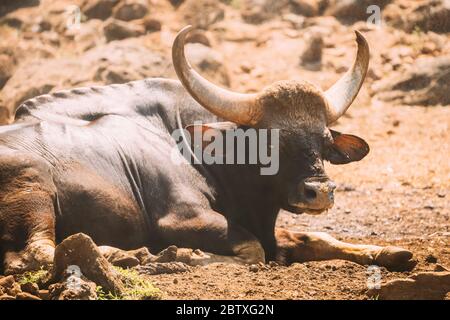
[82,0,120,20]
[240,0,289,24]
[300,32,323,67]
[113,0,149,21]
[141,17,162,32]
[20,282,40,296]
[103,18,146,42]
[179,0,225,29]
[385,0,450,33]
[290,0,320,17]
[0,53,15,89]
[368,271,450,300]
[52,233,125,294]
[1,40,173,117]
[325,0,392,22]
[0,275,21,297]
[185,43,230,87]
[372,55,450,106]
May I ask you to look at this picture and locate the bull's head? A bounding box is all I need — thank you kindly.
[172,26,370,215]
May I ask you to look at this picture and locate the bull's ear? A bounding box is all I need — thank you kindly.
[325,129,369,164]
[185,122,237,155]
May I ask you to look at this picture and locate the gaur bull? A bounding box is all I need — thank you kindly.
[0,26,414,275]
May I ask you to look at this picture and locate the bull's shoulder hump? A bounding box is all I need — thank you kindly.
[15,78,185,122]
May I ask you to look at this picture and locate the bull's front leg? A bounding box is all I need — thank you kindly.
[156,210,265,266]
[275,228,416,271]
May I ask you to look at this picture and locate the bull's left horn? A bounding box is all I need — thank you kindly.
[324,31,369,124]
[172,26,261,126]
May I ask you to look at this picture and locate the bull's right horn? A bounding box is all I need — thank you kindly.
[172,26,261,126]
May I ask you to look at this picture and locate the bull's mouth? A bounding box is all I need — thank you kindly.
[284,203,329,215]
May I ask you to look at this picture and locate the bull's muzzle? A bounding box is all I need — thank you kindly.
[290,177,337,214]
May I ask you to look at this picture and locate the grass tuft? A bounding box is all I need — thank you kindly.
[96,267,162,300]
[18,267,49,285]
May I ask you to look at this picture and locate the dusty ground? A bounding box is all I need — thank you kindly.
[0,0,449,299]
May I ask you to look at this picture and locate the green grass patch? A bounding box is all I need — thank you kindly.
[18,267,49,285]
[96,267,162,300]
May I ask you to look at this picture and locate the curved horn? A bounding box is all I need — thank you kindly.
[324,31,370,124]
[172,26,260,126]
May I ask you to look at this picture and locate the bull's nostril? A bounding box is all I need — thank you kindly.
[304,188,317,200]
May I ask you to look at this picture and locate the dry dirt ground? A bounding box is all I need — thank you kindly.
[0,0,449,299]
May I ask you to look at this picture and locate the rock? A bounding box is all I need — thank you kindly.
[425,254,438,263]
[150,246,179,263]
[325,0,392,22]
[372,55,450,106]
[82,0,120,20]
[38,289,51,300]
[249,264,259,272]
[185,29,211,47]
[434,264,449,272]
[185,43,230,87]
[368,271,450,300]
[103,18,146,42]
[49,268,98,300]
[0,53,15,89]
[99,246,141,268]
[300,32,323,67]
[16,292,42,300]
[52,233,125,294]
[290,0,319,17]
[1,40,173,117]
[113,0,148,21]
[0,104,9,124]
[0,295,15,300]
[179,0,225,29]
[385,0,450,33]
[136,262,191,275]
[20,282,40,296]
[0,275,15,288]
[0,275,21,297]
[241,0,289,24]
[141,17,162,32]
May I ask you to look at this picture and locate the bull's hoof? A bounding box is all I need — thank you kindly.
[374,246,417,271]
[4,241,54,275]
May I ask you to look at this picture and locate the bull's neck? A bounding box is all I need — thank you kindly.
[197,159,282,259]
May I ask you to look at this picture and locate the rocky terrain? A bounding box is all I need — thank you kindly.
[0,0,449,300]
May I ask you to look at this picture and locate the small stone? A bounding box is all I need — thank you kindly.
[300,32,323,66]
[38,289,51,300]
[173,278,178,284]
[344,209,351,214]
[434,264,449,272]
[16,292,42,300]
[425,254,438,264]
[249,265,259,272]
[20,282,40,296]
[437,192,446,198]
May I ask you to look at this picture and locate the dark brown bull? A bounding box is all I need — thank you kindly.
[0,27,414,275]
